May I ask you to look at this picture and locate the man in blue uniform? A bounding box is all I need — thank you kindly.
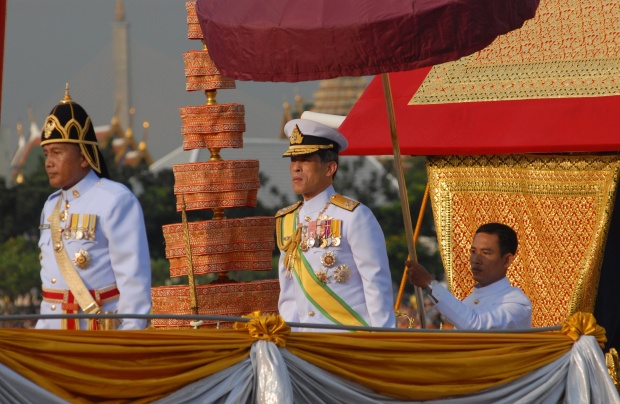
[406,222,532,330]
[276,117,395,331]
[36,86,152,330]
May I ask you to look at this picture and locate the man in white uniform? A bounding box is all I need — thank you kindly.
[36,86,152,330]
[276,118,395,331]
[407,222,531,330]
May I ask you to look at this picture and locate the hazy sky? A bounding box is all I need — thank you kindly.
[1,0,321,160]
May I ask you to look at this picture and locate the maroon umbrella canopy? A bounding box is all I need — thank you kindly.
[196,0,539,82]
[196,0,540,329]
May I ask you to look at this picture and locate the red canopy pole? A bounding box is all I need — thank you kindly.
[381,73,427,329]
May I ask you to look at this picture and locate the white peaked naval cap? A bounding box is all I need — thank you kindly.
[283,115,349,157]
[300,111,346,129]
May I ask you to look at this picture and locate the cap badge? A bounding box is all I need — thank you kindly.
[289,125,304,145]
[44,119,55,138]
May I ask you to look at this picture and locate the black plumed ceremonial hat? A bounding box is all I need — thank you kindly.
[40,84,110,179]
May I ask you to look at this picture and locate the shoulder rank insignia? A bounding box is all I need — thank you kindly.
[330,194,359,212]
[275,200,302,218]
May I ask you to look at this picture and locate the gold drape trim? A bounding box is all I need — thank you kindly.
[234,311,291,347]
[0,328,253,403]
[287,329,572,401]
[562,312,607,348]
[0,313,595,402]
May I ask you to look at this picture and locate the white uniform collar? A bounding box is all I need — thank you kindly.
[471,276,511,298]
[300,185,336,216]
[60,170,98,202]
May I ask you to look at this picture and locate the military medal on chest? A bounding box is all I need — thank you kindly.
[73,249,93,269]
[294,201,351,285]
[299,201,331,251]
[333,264,351,283]
[54,233,64,252]
[300,226,309,252]
[307,221,317,248]
[60,200,70,223]
[320,251,336,267]
[315,269,330,284]
[323,219,332,247]
[64,213,98,242]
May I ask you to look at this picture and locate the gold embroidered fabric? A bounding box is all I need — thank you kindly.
[412,0,620,104]
[173,160,258,186]
[180,104,245,150]
[163,217,275,277]
[175,189,258,211]
[186,1,202,40]
[427,154,620,327]
[183,50,236,91]
[182,132,243,150]
[172,160,260,211]
[151,280,280,329]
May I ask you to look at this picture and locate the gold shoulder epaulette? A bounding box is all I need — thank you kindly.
[330,194,359,211]
[275,201,302,218]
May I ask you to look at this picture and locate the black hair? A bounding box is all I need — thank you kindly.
[475,222,518,256]
[315,148,339,179]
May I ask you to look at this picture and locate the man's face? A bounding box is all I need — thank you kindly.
[289,153,336,200]
[43,143,90,190]
[469,232,514,287]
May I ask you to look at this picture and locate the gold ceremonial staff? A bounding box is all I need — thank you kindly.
[395,184,429,326]
[381,73,427,329]
[181,194,200,320]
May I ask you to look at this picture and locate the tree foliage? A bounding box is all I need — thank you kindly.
[0,156,50,244]
[0,236,41,297]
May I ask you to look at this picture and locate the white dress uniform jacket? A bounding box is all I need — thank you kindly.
[36,170,152,330]
[278,185,395,331]
[432,276,532,330]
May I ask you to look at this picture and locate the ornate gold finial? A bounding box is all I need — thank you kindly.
[115,0,125,22]
[209,147,222,161]
[61,83,72,103]
[139,122,149,151]
[125,107,135,139]
[205,90,217,105]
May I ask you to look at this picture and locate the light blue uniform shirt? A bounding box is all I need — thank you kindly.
[37,170,152,330]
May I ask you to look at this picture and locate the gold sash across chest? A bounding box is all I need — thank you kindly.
[277,208,368,328]
[50,198,102,322]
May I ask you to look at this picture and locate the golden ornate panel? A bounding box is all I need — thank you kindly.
[427,154,620,327]
[412,0,620,104]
